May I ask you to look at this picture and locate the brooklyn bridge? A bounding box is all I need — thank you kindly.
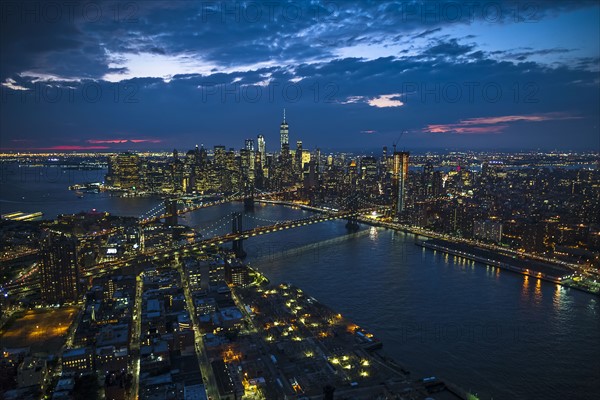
[4,191,388,295]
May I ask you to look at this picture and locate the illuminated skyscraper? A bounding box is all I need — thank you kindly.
[171,149,184,192]
[257,134,266,166]
[257,135,265,156]
[213,145,226,168]
[40,232,79,304]
[245,139,255,151]
[361,156,378,180]
[105,152,142,190]
[393,151,409,215]
[381,146,388,176]
[280,109,289,151]
[240,148,255,183]
[295,140,303,176]
[301,151,311,170]
[423,161,434,197]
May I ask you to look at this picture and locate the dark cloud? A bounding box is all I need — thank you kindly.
[2,51,597,151]
[0,0,598,151]
[413,28,442,39]
[424,39,475,57]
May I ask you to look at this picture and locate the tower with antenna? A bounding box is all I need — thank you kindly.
[280,108,289,151]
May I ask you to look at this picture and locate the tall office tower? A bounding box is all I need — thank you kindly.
[422,161,434,197]
[240,148,255,184]
[40,232,79,304]
[392,151,409,215]
[315,148,321,177]
[257,135,266,162]
[226,148,240,191]
[245,139,255,151]
[361,156,378,180]
[381,146,388,176]
[105,152,142,190]
[198,145,208,166]
[183,149,196,193]
[301,151,311,170]
[280,109,289,151]
[294,141,303,176]
[171,149,184,193]
[213,145,226,168]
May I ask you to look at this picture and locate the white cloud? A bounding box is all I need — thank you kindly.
[102,50,285,82]
[1,78,29,91]
[340,95,366,104]
[367,93,404,108]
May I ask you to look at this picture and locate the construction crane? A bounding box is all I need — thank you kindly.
[392,130,407,152]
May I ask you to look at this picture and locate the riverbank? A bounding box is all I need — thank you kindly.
[414,239,598,296]
[254,200,597,296]
[358,217,598,296]
[236,282,474,399]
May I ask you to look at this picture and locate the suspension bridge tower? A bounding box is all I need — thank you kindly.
[345,193,360,232]
[243,180,255,212]
[164,198,178,226]
[231,212,247,258]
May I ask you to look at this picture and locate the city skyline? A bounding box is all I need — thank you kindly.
[1,1,599,152]
[1,2,599,400]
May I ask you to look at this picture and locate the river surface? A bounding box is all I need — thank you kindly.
[1,165,599,400]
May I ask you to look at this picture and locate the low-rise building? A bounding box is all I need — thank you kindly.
[17,357,47,389]
[95,346,128,374]
[62,347,94,375]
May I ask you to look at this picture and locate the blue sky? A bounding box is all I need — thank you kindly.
[0,0,598,152]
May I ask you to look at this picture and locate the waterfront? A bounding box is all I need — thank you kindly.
[244,224,600,400]
[131,206,600,400]
[0,165,160,218]
[1,170,599,399]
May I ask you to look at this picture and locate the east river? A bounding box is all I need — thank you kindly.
[1,165,599,400]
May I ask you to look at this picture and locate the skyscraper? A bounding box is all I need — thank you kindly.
[240,148,255,184]
[213,145,226,169]
[423,161,434,197]
[361,156,378,180]
[171,149,184,192]
[257,134,266,166]
[393,151,409,216]
[295,140,303,176]
[105,152,142,190]
[40,232,79,304]
[280,109,289,151]
[244,139,255,151]
[381,146,388,176]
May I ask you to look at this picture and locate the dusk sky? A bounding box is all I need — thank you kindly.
[1,0,599,152]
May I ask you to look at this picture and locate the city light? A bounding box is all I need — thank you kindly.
[0,2,597,399]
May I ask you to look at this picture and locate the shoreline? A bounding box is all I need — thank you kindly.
[414,239,598,297]
[254,199,598,297]
[235,282,475,400]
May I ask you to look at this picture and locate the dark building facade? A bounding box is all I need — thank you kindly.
[40,232,80,304]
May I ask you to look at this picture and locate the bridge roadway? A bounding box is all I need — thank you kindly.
[82,210,356,277]
[140,189,295,224]
[0,194,331,294]
[140,197,234,225]
[1,192,291,268]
